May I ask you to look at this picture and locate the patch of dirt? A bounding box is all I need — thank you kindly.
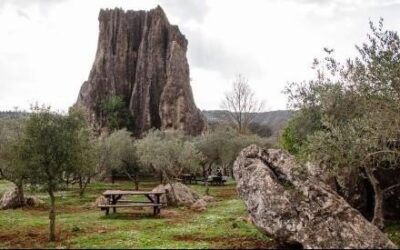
[0,227,73,248]
[214,188,238,199]
[173,235,275,249]
[161,208,194,224]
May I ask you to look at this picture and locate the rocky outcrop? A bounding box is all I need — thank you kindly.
[76,6,206,136]
[151,182,200,207]
[233,145,396,249]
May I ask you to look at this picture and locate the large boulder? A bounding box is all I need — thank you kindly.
[151,182,200,207]
[76,6,206,136]
[0,188,25,209]
[233,145,396,249]
[0,188,44,209]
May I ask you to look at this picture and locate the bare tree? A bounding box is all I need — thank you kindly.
[221,74,264,134]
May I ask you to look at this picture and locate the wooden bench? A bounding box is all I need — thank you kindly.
[99,190,165,216]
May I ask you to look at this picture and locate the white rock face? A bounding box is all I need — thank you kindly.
[233,145,396,249]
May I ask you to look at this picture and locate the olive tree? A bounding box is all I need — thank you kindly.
[67,107,100,197]
[16,105,98,241]
[195,125,269,177]
[104,129,142,190]
[0,117,27,207]
[135,129,203,184]
[282,19,400,229]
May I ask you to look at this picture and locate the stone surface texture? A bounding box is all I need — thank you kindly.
[233,145,396,249]
[151,182,200,207]
[0,188,44,209]
[76,6,205,136]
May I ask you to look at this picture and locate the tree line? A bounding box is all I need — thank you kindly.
[0,88,270,241]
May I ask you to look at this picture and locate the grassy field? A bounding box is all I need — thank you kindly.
[0,179,399,248]
[0,179,274,249]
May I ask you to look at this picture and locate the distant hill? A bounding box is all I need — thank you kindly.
[0,111,29,119]
[202,110,294,137]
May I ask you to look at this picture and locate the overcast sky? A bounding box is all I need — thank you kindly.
[1,0,400,112]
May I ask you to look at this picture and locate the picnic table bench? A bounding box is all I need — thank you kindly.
[98,190,165,216]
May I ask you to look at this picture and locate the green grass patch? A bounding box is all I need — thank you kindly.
[0,180,273,248]
[0,179,398,248]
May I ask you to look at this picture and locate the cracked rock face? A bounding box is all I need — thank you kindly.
[76,6,206,136]
[233,145,396,249]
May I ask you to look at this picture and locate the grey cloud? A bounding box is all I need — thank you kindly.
[160,0,209,23]
[16,9,30,19]
[186,29,263,79]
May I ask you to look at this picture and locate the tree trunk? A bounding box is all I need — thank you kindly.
[16,181,25,207]
[48,188,56,241]
[205,163,212,195]
[134,173,139,191]
[66,176,69,190]
[365,166,385,230]
[79,177,91,197]
[78,177,83,194]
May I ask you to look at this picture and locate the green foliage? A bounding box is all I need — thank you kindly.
[0,179,275,249]
[103,129,143,188]
[279,109,322,155]
[100,95,133,131]
[67,107,100,196]
[13,104,99,240]
[247,122,273,138]
[17,105,97,189]
[282,19,400,228]
[135,129,204,182]
[195,125,270,173]
[0,117,27,186]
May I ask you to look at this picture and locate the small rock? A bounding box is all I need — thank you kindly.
[152,182,200,207]
[190,198,207,212]
[202,195,216,203]
[91,195,108,208]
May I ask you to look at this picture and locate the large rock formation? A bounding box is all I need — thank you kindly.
[77,6,206,136]
[233,145,396,249]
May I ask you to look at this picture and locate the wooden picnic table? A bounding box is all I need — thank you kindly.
[98,190,165,216]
